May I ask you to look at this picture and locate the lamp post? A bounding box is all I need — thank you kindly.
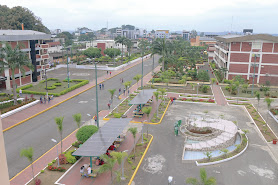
[251,54,259,96]
[51,139,60,166]
[94,59,99,128]
[141,49,144,89]
[121,150,128,180]
[197,83,199,96]
[66,48,70,88]
[44,63,48,99]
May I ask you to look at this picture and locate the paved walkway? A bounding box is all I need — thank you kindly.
[8,57,154,185]
[2,55,151,131]
[58,133,141,185]
[204,62,227,106]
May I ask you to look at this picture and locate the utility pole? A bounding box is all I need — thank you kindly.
[141,48,144,89]
[66,48,69,88]
[251,54,259,96]
[94,59,99,128]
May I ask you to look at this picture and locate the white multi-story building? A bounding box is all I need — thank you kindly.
[155,30,170,39]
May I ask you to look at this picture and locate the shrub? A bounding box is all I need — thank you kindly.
[52,160,56,163]
[40,170,44,173]
[46,85,56,90]
[201,85,209,93]
[137,143,143,146]
[132,166,136,170]
[153,78,162,83]
[72,141,81,148]
[48,166,66,172]
[53,82,62,86]
[35,178,41,185]
[140,152,144,155]
[48,162,53,166]
[113,113,123,118]
[65,150,77,164]
[224,79,232,84]
[76,125,98,143]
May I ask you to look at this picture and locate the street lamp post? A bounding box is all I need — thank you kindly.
[251,54,259,96]
[94,59,99,128]
[197,83,199,96]
[66,48,70,88]
[44,63,48,99]
[121,150,128,180]
[51,139,60,166]
[141,49,144,89]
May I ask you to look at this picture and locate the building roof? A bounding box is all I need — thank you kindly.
[215,34,278,43]
[47,41,61,47]
[129,89,156,105]
[199,37,216,41]
[0,30,51,41]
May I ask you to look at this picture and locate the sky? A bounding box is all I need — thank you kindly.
[1,0,278,33]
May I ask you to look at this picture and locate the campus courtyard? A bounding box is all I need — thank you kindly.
[134,102,278,185]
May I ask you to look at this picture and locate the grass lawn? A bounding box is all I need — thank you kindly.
[151,99,169,123]
[28,81,80,94]
[221,86,278,98]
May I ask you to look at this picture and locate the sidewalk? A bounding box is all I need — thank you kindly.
[58,133,141,185]
[2,55,152,131]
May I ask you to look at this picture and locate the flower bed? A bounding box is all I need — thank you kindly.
[151,99,169,123]
[0,98,36,114]
[178,98,215,103]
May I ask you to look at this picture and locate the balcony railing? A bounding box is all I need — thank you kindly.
[40,44,49,49]
[41,54,49,59]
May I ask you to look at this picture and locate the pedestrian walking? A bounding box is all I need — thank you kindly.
[40,96,43,104]
[128,89,130,95]
[107,71,108,75]
[48,96,51,103]
[44,96,46,104]
[123,88,126,95]
[102,83,104,89]
[119,88,121,93]
[110,71,111,76]
[93,115,97,125]
[19,89,22,97]
[122,78,124,83]
[108,103,111,109]
[99,84,102,90]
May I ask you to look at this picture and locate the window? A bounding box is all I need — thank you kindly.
[252,42,261,50]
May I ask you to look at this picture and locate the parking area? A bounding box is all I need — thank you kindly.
[134,102,278,185]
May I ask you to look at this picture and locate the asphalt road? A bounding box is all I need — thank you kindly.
[134,102,278,185]
[4,55,160,178]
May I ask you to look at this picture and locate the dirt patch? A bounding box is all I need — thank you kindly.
[189,129,212,134]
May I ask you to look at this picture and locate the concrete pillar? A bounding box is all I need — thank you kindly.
[0,116,10,185]
[4,68,10,90]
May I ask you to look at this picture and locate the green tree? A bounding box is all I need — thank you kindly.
[179,75,187,94]
[20,147,35,181]
[153,91,160,117]
[115,36,127,62]
[76,125,98,143]
[158,88,166,103]
[0,43,34,105]
[211,78,216,86]
[220,148,229,157]
[197,70,210,82]
[142,107,152,136]
[110,151,128,179]
[128,127,138,160]
[133,74,142,86]
[83,47,101,59]
[55,116,64,154]
[57,32,74,46]
[190,29,198,38]
[204,151,212,161]
[255,91,261,111]
[72,113,82,128]
[98,154,117,182]
[104,48,121,59]
[153,38,167,71]
[125,39,133,62]
[186,168,216,185]
[78,32,95,41]
[264,98,274,111]
[219,67,228,82]
[242,83,249,94]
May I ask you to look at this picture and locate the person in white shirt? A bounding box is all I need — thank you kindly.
[84,165,92,177]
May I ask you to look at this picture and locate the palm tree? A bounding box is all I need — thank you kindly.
[128,127,138,160]
[219,67,228,82]
[211,78,216,87]
[158,88,166,103]
[142,107,152,137]
[115,36,127,62]
[186,168,216,185]
[20,147,35,181]
[55,116,64,154]
[125,39,133,63]
[264,97,274,124]
[179,75,187,94]
[72,113,82,128]
[133,74,142,87]
[255,91,261,111]
[108,89,116,108]
[153,91,160,117]
[123,81,132,94]
[0,43,34,105]
[98,154,117,182]
[110,151,128,180]
[153,38,167,71]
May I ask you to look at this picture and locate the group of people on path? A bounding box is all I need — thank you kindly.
[40,95,54,104]
[106,71,112,76]
[99,83,104,90]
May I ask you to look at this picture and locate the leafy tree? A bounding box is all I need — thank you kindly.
[115,36,127,62]
[142,107,152,136]
[98,154,117,182]
[211,78,216,86]
[125,39,133,62]
[255,91,261,111]
[0,5,50,33]
[179,75,187,94]
[122,24,135,30]
[264,98,274,111]
[123,81,132,92]
[128,127,138,160]
[0,43,34,105]
[57,32,74,46]
[186,168,216,185]
[55,117,64,154]
[108,89,116,108]
[76,125,98,143]
[72,113,82,128]
[104,48,121,59]
[204,151,212,161]
[153,38,167,71]
[158,88,166,103]
[197,70,210,82]
[133,74,142,86]
[219,67,228,82]
[190,30,198,38]
[110,151,128,179]
[242,83,249,94]
[153,91,160,117]
[78,32,95,41]
[83,48,101,59]
[20,147,35,181]
[262,86,270,96]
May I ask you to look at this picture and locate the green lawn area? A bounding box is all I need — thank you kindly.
[221,86,278,98]
[28,81,80,94]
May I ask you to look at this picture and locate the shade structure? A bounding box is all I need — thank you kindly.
[72,118,131,157]
[129,89,157,105]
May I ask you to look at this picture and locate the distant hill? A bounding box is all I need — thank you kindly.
[0,5,50,34]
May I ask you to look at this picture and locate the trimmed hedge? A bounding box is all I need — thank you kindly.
[16,79,89,97]
[64,150,77,164]
[76,125,98,143]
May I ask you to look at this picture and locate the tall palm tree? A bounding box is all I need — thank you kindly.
[72,113,82,128]
[110,151,128,179]
[186,168,216,185]
[153,91,160,117]
[264,97,274,124]
[98,154,117,182]
[158,88,166,103]
[0,43,34,105]
[153,38,167,71]
[179,75,187,94]
[142,107,152,137]
[125,39,133,62]
[55,116,64,154]
[255,91,261,111]
[108,89,116,108]
[128,127,138,160]
[20,147,35,181]
[219,67,228,82]
[133,74,142,87]
[211,78,216,87]
[115,36,127,62]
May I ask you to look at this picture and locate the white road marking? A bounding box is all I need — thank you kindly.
[142,154,166,174]
[249,165,275,180]
[78,101,88,104]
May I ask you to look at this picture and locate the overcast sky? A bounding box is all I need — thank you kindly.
[1,0,278,33]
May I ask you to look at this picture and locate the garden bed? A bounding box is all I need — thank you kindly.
[0,97,36,114]
[177,97,215,103]
[151,99,170,123]
[16,78,89,97]
[245,104,276,142]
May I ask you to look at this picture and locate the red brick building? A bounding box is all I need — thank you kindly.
[214,34,278,85]
[0,30,51,90]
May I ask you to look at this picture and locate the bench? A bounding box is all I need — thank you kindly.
[133,114,143,118]
[88,173,97,178]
